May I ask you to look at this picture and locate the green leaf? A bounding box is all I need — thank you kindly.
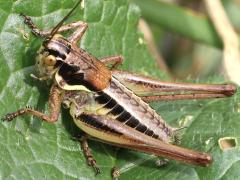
[0,0,239,180]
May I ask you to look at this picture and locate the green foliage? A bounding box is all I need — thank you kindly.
[134,0,222,48]
[0,0,239,179]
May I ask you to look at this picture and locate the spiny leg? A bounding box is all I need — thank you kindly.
[140,93,232,103]
[2,85,62,123]
[112,70,236,101]
[20,14,87,37]
[100,55,124,69]
[80,114,212,167]
[80,135,101,175]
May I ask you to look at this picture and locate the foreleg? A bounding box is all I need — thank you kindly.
[2,85,62,123]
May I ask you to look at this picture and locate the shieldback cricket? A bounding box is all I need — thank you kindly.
[2,0,237,176]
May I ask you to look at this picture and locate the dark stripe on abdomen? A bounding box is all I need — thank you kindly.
[95,92,160,139]
[78,114,121,135]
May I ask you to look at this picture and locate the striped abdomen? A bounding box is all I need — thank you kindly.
[96,77,177,143]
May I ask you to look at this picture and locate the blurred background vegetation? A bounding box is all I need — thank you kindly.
[133,0,240,81]
[0,0,239,179]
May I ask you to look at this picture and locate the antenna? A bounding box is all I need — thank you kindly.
[44,0,82,46]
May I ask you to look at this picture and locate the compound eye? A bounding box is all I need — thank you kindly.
[45,55,56,66]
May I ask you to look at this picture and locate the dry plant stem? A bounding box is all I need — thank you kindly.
[204,0,240,85]
[138,19,170,75]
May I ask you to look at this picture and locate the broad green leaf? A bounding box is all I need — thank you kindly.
[0,0,239,180]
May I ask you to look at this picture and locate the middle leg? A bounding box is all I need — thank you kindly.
[80,134,101,175]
